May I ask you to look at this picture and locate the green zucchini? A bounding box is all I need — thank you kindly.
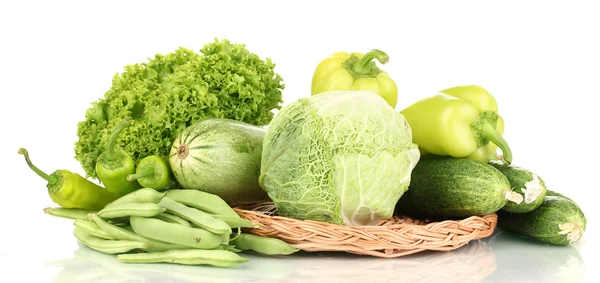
[169,118,270,205]
[489,160,547,213]
[395,155,520,218]
[497,192,586,245]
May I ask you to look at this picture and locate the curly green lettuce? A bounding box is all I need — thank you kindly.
[75,39,285,179]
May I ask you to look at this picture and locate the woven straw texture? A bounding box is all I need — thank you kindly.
[233,203,497,258]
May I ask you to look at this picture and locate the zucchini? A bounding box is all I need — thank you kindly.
[497,192,587,245]
[169,118,270,205]
[489,160,547,213]
[395,155,520,218]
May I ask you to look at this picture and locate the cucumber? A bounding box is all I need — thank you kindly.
[395,155,520,218]
[489,160,547,213]
[497,193,587,245]
[169,118,270,205]
[545,189,576,203]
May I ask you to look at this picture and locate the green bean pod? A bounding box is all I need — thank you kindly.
[215,244,242,253]
[117,249,249,267]
[44,207,95,220]
[90,214,189,253]
[73,227,148,254]
[154,212,192,227]
[107,188,166,206]
[157,197,231,234]
[165,190,239,218]
[212,215,257,228]
[130,216,226,249]
[97,202,166,219]
[230,233,299,255]
[73,219,114,240]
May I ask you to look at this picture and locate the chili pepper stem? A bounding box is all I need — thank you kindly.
[350,49,389,77]
[18,148,58,184]
[103,119,131,162]
[479,122,513,165]
[127,167,154,182]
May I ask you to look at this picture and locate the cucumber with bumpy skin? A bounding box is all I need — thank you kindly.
[497,192,586,245]
[395,155,521,218]
[489,160,547,213]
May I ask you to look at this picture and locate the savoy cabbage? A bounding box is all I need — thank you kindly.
[259,90,420,226]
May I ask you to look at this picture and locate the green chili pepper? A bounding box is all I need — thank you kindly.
[95,118,141,196]
[400,85,513,165]
[127,155,174,191]
[18,148,119,211]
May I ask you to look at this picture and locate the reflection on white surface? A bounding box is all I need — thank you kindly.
[45,230,585,283]
[484,231,585,283]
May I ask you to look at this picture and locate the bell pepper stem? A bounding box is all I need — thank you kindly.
[18,148,58,183]
[104,119,131,162]
[479,122,513,165]
[127,167,154,182]
[350,49,389,76]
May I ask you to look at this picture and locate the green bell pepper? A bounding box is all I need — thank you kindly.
[311,49,398,108]
[400,85,513,164]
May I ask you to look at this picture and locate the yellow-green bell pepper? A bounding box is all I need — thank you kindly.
[311,49,398,108]
[400,85,513,164]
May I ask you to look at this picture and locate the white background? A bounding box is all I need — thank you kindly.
[1,0,598,282]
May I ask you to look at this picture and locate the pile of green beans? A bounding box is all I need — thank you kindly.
[43,188,300,268]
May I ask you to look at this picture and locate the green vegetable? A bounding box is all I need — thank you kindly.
[97,202,166,219]
[169,118,269,205]
[127,156,174,191]
[95,119,141,196]
[73,227,148,254]
[211,215,256,229]
[107,188,166,206]
[90,214,189,253]
[497,192,587,245]
[43,207,95,220]
[75,39,285,179]
[157,197,231,235]
[164,189,240,218]
[311,49,398,108]
[18,148,119,211]
[395,155,521,218]
[259,90,420,226]
[230,233,299,255]
[73,219,114,240]
[490,160,547,213]
[400,85,512,164]
[129,216,226,249]
[117,249,249,267]
[154,212,192,227]
[545,190,576,203]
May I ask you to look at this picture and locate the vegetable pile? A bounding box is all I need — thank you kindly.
[19,40,588,268]
[75,39,284,179]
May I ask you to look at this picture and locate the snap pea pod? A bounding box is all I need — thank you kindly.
[130,216,226,249]
[154,212,192,227]
[44,207,95,220]
[117,249,249,267]
[165,190,239,218]
[157,197,231,234]
[73,219,114,240]
[97,202,165,219]
[73,227,148,254]
[230,233,299,255]
[90,214,189,253]
[107,188,166,206]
